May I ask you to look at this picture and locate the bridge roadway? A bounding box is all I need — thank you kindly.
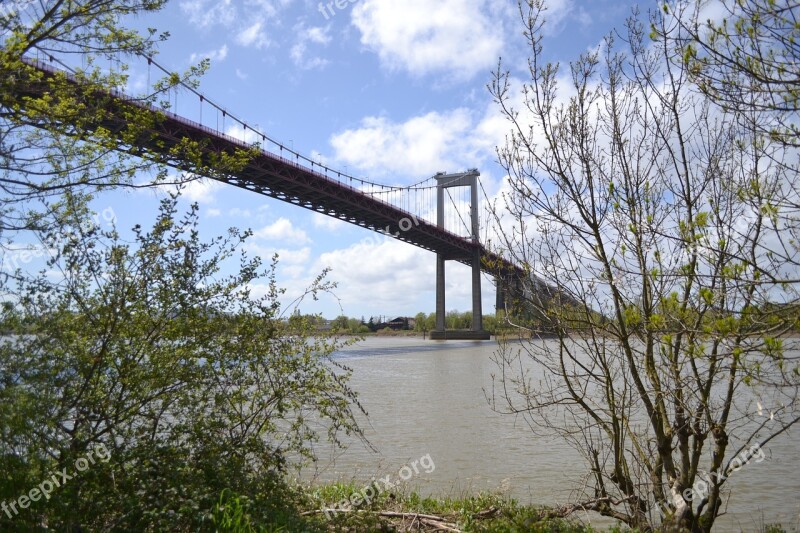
[7,58,520,276]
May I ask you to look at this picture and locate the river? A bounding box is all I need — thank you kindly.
[303,336,799,532]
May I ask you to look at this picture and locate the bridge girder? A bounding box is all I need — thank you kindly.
[5,57,524,283]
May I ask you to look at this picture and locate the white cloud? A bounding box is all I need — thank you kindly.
[178,177,225,204]
[207,208,222,217]
[290,24,331,70]
[540,0,575,32]
[313,237,496,314]
[312,212,348,232]
[322,75,554,253]
[474,0,586,37]
[189,44,229,64]
[575,7,593,28]
[237,20,271,49]
[180,0,236,28]
[276,247,311,265]
[228,207,253,218]
[351,0,505,80]
[225,124,262,144]
[137,172,226,204]
[329,109,477,178]
[316,238,434,310]
[306,26,331,45]
[325,72,574,181]
[327,69,560,180]
[244,244,311,266]
[254,217,310,244]
[180,0,291,39]
[246,0,291,18]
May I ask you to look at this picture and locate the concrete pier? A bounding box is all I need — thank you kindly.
[429,330,491,340]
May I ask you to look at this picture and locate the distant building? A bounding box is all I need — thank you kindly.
[377,316,411,331]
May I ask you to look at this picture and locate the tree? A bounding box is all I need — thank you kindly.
[487,2,799,531]
[445,309,472,330]
[414,311,428,332]
[426,312,436,331]
[669,0,800,285]
[482,314,498,334]
[0,0,236,235]
[332,314,349,331]
[0,2,329,528]
[0,195,366,529]
[671,0,800,147]
[346,316,361,333]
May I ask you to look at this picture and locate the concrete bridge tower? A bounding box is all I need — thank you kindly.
[429,170,491,340]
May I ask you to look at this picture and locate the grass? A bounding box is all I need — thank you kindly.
[211,482,792,532]
[296,482,593,532]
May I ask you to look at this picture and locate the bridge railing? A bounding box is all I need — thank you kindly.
[22,57,437,225]
[17,56,521,271]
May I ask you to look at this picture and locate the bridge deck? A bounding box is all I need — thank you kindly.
[6,58,520,275]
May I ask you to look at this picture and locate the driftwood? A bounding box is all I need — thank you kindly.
[300,506,500,531]
[471,506,499,519]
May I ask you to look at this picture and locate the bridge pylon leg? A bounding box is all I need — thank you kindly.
[436,253,446,332]
[429,169,490,341]
[471,248,483,332]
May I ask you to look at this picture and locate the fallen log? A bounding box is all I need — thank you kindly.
[300,508,463,531]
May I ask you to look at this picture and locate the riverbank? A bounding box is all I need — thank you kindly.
[336,328,559,338]
[222,482,792,532]
[220,482,592,532]
[302,484,590,532]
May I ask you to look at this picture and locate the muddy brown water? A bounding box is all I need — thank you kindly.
[303,336,799,532]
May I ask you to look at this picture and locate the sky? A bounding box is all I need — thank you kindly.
[82,0,643,320]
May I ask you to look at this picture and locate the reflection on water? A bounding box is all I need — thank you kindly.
[307,337,800,532]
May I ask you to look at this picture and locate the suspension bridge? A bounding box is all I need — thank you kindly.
[4,54,526,340]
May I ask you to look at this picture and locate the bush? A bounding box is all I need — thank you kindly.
[0,196,365,529]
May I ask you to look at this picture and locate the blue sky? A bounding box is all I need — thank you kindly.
[92,0,641,319]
